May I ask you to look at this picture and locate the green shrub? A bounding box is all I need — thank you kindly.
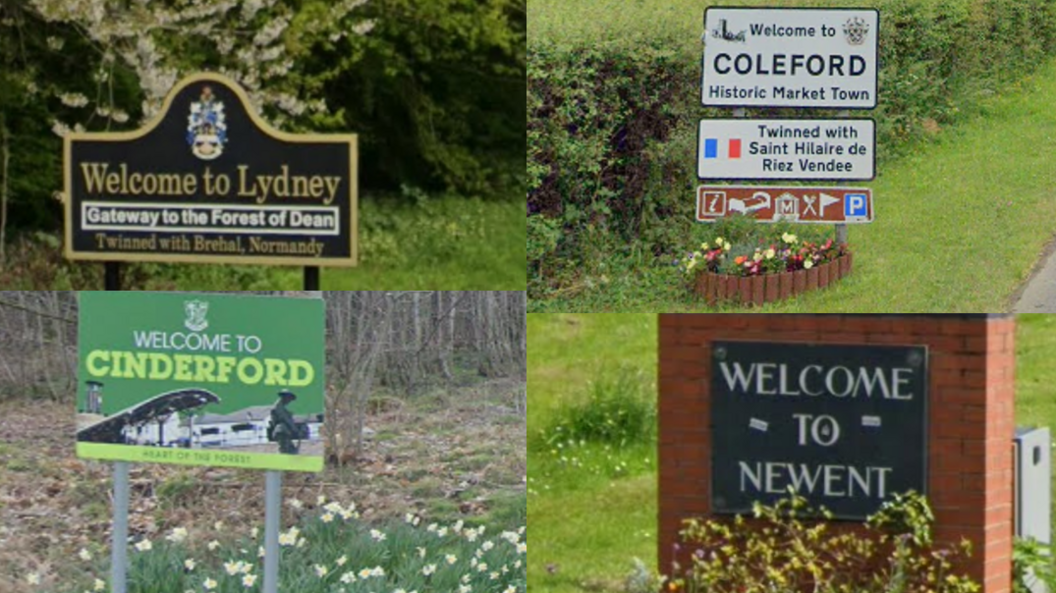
[675,491,980,593]
[528,0,1056,297]
[540,366,655,449]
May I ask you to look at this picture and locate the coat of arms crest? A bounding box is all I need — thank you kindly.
[184,300,210,332]
[186,86,227,160]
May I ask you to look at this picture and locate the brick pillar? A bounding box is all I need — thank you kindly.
[658,314,1014,593]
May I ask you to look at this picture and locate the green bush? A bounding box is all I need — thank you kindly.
[539,366,655,449]
[528,0,1056,297]
[675,491,980,593]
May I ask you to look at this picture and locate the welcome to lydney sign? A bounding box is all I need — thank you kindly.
[76,292,325,472]
[64,73,357,267]
[710,341,927,519]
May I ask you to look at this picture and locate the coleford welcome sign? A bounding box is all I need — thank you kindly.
[711,341,927,519]
[64,73,357,266]
[76,292,325,472]
[702,7,879,109]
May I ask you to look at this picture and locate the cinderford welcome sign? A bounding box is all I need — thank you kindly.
[711,341,927,519]
[76,292,325,472]
[64,73,357,266]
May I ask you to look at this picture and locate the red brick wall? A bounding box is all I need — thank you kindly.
[658,314,1015,593]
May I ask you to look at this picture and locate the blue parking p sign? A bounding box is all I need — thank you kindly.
[845,193,869,218]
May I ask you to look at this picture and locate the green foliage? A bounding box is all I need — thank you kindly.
[538,366,655,449]
[326,0,525,195]
[676,491,980,593]
[528,0,1056,298]
[1013,537,1056,593]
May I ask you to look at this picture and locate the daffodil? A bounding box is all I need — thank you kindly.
[422,564,437,576]
[336,555,347,567]
[79,548,92,562]
[27,573,41,585]
[208,540,221,551]
[94,578,106,592]
[370,529,386,542]
[203,578,218,591]
[321,512,334,523]
[134,539,152,553]
[167,527,188,543]
[446,554,458,565]
[242,574,257,588]
[340,571,356,584]
[314,565,328,578]
[184,559,196,571]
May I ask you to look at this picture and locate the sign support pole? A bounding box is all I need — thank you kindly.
[835,109,851,246]
[263,469,282,593]
[104,262,121,291]
[304,267,320,291]
[110,461,130,593]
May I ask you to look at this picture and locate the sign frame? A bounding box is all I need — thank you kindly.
[696,118,876,181]
[63,72,358,267]
[701,6,880,110]
[709,340,929,520]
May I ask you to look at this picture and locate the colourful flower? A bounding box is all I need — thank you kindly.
[242,574,258,587]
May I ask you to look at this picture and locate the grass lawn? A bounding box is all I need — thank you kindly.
[528,314,658,593]
[531,313,1056,593]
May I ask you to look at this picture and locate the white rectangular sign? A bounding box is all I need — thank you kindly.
[702,7,879,109]
[697,119,875,181]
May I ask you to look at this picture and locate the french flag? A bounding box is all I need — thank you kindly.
[703,138,742,159]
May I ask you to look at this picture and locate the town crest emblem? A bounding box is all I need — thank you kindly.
[186,86,227,160]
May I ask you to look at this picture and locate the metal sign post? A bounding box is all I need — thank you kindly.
[110,461,130,593]
[263,470,282,593]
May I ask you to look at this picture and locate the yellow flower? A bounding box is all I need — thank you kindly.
[203,578,217,591]
[27,573,41,585]
[446,554,459,565]
[700,242,709,250]
[782,232,798,244]
[242,574,258,588]
[765,248,775,260]
[321,512,334,523]
[336,555,348,566]
[79,549,92,562]
[752,252,764,263]
[134,539,152,553]
[184,559,196,571]
[804,259,814,269]
[314,565,328,578]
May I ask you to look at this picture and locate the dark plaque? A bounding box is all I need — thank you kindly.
[711,341,927,519]
[64,73,357,266]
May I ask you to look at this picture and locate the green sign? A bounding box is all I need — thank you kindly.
[76,292,325,472]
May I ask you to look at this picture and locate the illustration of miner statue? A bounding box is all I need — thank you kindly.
[268,389,300,454]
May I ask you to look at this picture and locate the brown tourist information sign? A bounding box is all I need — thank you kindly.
[63,72,358,267]
[696,185,873,224]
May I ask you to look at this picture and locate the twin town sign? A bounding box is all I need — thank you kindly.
[702,7,879,109]
[711,341,927,519]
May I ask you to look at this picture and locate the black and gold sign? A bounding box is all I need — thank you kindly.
[64,73,357,266]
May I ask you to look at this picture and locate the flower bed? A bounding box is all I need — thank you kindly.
[677,232,852,307]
